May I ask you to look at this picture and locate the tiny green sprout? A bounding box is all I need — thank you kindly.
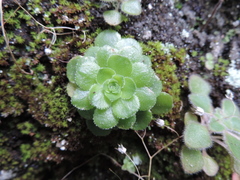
[101,0,142,26]
[66,30,173,135]
[181,74,240,176]
[205,52,214,70]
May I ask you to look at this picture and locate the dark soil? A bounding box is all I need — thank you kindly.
[0,0,239,179]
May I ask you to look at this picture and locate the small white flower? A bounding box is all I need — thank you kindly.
[116,144,127,154]
[225,89,234,100]
[44,48,52,55]
[155,119,165,127]
[192,106,205,116]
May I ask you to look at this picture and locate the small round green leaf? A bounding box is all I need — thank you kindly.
[180,145,204,174]
[222,98,239,117]
[121,77,136,99]
[71,89,94,110]
[115,38,142,54]
[141,55,152,67]
[103,79,121,102]
[112,95,140,119]
[103,10,123,26]
[130,62,154,87]
[97,68,116,84]
[208,117,225,133]
[188,74,211,95]
[147,75,162,97]
[117,115,136,130]
[67,56,84,83]
[85,46,100,58]
[93,108,119,129]
[232,158,240,175]
[86,119,111,136]
[135,87,156,111]
[224,131,240,161]
[184,121,212,149]
[66,82,78,97]
[121,0,142,16]
[89,84,111,109]
[202,152,219,176]
[75,61,100,91]
[184,112,198,125]
[96,46,118,67]
[107,55,132,76]
[77,109,94,120]
[151,92,173,115]
[95,30,121,47]
[223,116,240,133]
[132,110,152,130]
[118,46,142,63]
[189,94,213,113]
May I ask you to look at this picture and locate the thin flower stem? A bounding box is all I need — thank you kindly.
[125,153,144,180]
[0,0,33,74]
[135,130,183,180]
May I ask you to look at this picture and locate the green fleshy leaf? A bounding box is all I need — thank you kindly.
[223,116,240,133]
[222,98,240,117]
[86,119,111,136]
[121,77,136,99]
[151,92,173,115]
[202,152,219,176]
[85,46,100,58]
[67,56,84,83]
[184,121,212,149]
[117,115,136,130]
[224,131,240,160]
[118,46,142,63]
[115,38,142,54]
[188,74,211,95]
[131,62,154,87]
[95,30,121,47]
[71,89,94,110]
[66,82,78,97]
[89,84,111,109]
[103,10,123,26]
[132,110,152,130]
[103,79,121,102]
[107,55,132,76]
[96,46,118,67]
[180,145,204,174]
[189,94,213,113]
[141,55,152,67]
[77,109,94,120]
[122,156,135,173]
[135,87,156,111]
[147,75,162,97]
[232,158,240,175]
[112,95,140,119]
[121,0,142,16]
[93,108,119,129]
[112,74,124,87]
[75,61,100,91]
[184,112,198,125]
[97,68,116,84]
[208,117,225,133]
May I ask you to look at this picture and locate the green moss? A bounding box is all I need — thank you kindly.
[213,58,230,76]
[142,41,186,120]
[210,145,232,180]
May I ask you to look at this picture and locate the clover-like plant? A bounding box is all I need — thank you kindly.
[101,0,142,26]
[66,30,173,135]
[181,74,240,176]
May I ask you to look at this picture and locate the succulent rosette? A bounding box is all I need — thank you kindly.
[67,30,173,134]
